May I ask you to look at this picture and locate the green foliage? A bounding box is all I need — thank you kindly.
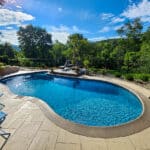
[133,74,150,82]
[52,41,66,66]
[138,42,150,73]
[17,25,52,66]
[19,58,33,67]
[99,69,107,75]
[117,18,143,52]
[124,74,134,81]
[0,43,16,64]
[0,62,5,70]
[83,59,90,68]
[0,19,149,82]
[114,72,122,78]
[138,74,149,82]
[123,52,140,72]
[67,33,88,65]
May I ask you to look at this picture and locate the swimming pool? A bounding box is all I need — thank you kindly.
[1,72,143,127]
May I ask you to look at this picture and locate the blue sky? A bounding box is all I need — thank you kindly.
[0,0,150,45]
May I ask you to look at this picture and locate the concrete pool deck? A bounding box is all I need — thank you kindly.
[0,71,150,149]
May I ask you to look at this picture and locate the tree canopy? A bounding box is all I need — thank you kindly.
[17,25,53,66]
[0,18,150,75]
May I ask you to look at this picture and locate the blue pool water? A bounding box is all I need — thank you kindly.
[1,72,143,126]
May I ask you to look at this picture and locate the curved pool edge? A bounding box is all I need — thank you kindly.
[1,71,150,138]
[30,95,149,138]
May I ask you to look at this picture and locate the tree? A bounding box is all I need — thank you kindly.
[67,33,88,66]
[52,41,66,66]
[123,52,140,72]
[110,45,126,70]
[139,43,150,73]
[142,27,150,43]
[117,18,143,51]
[17,25,52,66]
[0,43,15,64]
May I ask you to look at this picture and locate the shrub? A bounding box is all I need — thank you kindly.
[101,69,107,75]
[0,62,5,70]
[121,66,128,73]
[0,55,8,64]
[83,59,90,68]
[88,68,98,74]
[97,69,107,75]
[124,74,134,81]
[19,58,33,67]
[138,74,149,82]
[114,72,122,78]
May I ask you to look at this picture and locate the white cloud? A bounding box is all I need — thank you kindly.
[5,26,14,30]
[100,13,114,20]
[4,0,17,4]
[16,5,22,9]
[58,7,62,12]
[44,25,90,44]
[78,10,97,21]
[89,36,106,42]
[48,25,69,32]
[0,9,34,26]
[89,36,120,42]
[48,25,89,34]
[113,25,123,30]
[51,32,69,44]
[122,0,150,22]
[46,25,89,44]
[0,29,18,45]
[111,17,125,23]
[128,0,133,4]
[99,26,110,33]
[71,25,89,33]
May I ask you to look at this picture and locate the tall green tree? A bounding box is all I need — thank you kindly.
[0,43,15,64]
[138,27,150,73]
[123,52,140,72]
[67,33,88,66]
[117,18,143,51]
[17,25,52,66]
[52,41,66,66]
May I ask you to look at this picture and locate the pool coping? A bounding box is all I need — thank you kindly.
[1,71,150,138]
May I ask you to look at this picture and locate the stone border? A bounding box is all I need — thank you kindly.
[1,71,150,138]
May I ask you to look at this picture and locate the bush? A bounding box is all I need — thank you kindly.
[19,58,33,67]
[0,62,5,70]
[114,72,122,78]
[138,74,149,82]
[83,59,90,68]
[124,74,134,81]
[97,69,107,75]
[121,66,128,73]
[0,55,8,64]
[88,68,98,74]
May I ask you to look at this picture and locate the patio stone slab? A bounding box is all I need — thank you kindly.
[28,131,57,150]
[57,129,80,144]
[80,136,107,150]
[3,121,42,150]
[55,143,80,150]
[106,137,135,150]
